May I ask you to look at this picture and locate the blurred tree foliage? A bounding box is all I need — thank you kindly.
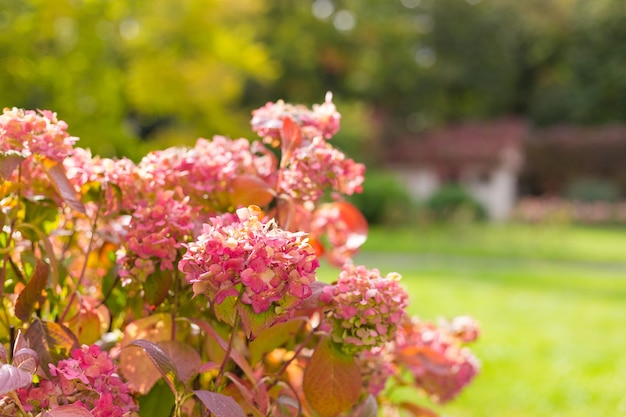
[0,0,276,158]
[1,0,624,159]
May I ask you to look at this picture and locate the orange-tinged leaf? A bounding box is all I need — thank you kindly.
[23,319,78,377]
[15,260,49,321]
[303,337,362,417]
[229,175,275,208]
[280,117,303,167]
[120,313,172,394]
[126,339,184,398]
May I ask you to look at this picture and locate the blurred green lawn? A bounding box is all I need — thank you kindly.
[318,223,626,417]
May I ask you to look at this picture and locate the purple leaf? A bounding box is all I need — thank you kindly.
[23,319,79,377]
[194,390,246,417]
[12,348,39,375]
[0,364,34,396]
[0,150,25,179]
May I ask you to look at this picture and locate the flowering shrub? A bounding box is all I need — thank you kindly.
[0,95,479,417]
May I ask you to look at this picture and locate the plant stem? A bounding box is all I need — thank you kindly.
[215,313,240,388]
[58,190,103,323]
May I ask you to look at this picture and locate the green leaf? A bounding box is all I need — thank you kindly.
[194,390,247,417]
[15,260,49,321]
[249,318,305,365]
[302,336,362,417]
[237,303,277,340]
[126,339,185,399]
[143,269,173,308]
[138,380,175,417]
[23,319,79,377]
[213,293,238,326]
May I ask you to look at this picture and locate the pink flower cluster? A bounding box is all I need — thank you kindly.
[0,107,78,162]
[137,137,275,214]
[117,190,196,283]
[178,206,319,315]
[279,136,364,202]
[16,345,137,416]
[394,318,480,404]
[320,264,409,354]
[251,92,341,142]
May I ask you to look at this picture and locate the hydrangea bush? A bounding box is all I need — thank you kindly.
[0,94,479,417]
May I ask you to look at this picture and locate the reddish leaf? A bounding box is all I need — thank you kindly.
[194,390,247,417]
[42,404,94,417]
[0,150,25,179]
[15,260,49,321]
[126,339,184,398]
[280,117,303,167]
[23,319,79,377]
[302,337,362,417]
[297,281,330,311]
[0,364,34,396]
[42,159,86,213]
[312,201,368,266]
[249,318,306,365]
[159,340,202,388]
[120,313,172,394]
[229,175,275,208]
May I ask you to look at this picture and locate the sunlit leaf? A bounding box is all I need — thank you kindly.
[194,390,247,417]
[120,313,172,394]
[249,318,306,365]
[42,159,86,213]
[302,336,362,417]
[229,175,275,208]
[280,117,303,168]
[158,340,202,388]
[14,260,49,321]
[126,339,184,399]
[23,319,79,377]
[237,303,277,340]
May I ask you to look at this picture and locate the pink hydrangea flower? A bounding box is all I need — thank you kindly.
[320,264,409,354]
[0,107,78,162]
[251,92,341,143]
[394,317,480,404]
[178,206,319,315]
[117,190,196,283]
[17,345,137,415]
[279,136,365,202]
[357,347,395,396]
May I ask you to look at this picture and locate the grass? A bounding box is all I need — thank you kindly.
[317,223,626,417]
